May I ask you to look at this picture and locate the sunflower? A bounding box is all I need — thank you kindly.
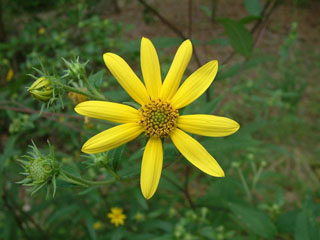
[107,207,126,227]
[75,37,240,199]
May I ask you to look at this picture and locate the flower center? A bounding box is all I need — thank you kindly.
[139,99,179,138]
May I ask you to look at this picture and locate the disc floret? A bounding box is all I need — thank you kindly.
[139,99,179,138]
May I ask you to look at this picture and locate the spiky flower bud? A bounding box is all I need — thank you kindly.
[18,141,59,197]
[84,152,109,169]
[28,77,53,102]
[27,158,52,183]
[62,57,88,81]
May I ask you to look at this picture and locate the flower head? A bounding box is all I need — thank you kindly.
[18,141,59,196]
[75,37,240,199]
[68,91,88,104]
[107,207,126,227]
[93,221,103,230]
[28,77,53,102]
[6,68,14,82]
[38,27,46,35]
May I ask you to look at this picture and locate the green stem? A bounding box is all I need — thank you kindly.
[60,170,118,186]
[61,84,106,101]
[103,164,121,180]
[237,168,252,202]
[81,74,106,100]
[252,165,263,191]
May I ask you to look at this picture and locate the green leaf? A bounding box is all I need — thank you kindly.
[207,38,230,46]
[200,5,212,17]
[276,209,300,234]
[84,211,96,240]
[109,144,126,171]
[46,205,78,225]
[243,0,262,16]
[295,211,320,240]
[134,189,149,210]
[219,18,254,57]
[0,135,19,173]
[88,69,106,88]
[216,56,272,81]
[229,203,277,239]
[151,37,182,48]
[239,16,262,25]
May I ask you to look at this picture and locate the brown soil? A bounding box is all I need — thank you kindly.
[109,0,320,67]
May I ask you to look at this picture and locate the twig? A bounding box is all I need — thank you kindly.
[221,0,276,65]
[184,165,196,209]
[137,0,202,67]
[2,184,47,239]
[0,105,82,132]
[213,0,278,115]
[188,0,193,38]
[0,104,81,119]
[211,0,219,23]
[162,173,195,209]
[1,193,30,239]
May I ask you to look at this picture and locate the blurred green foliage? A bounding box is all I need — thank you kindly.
[0,0,319,240]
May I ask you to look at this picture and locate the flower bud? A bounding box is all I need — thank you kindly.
[62,57,88,81]
[18,141,59,196]
[27,158,52,183]
[28,77,53,102]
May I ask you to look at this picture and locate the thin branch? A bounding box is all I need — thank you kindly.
[188,0,193,38]
[162,173,195,209]
[0,105,82,132]
[138,0,185,39]
[213,0,278,115]
[184,165,196,209]
[2,184,47,239]
[0,104,81,119]
[221,0,276,65]
[2,193,30,239]
[137,0,202,67]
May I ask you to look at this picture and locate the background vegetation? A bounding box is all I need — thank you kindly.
[0,0,319,239]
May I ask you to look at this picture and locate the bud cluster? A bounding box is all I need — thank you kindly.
[28,77,53,102]
[62,57,88,81]
[18,141,59,197]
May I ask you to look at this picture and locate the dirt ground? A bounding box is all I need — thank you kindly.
[109,0,320,66]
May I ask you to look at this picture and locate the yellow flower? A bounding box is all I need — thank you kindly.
[107,207,126,227]
[75,37,240,199]
[68,91,88,104]
[38,27,46,35]
[28,77,52,102]
[6,68,14,82]
[134,212,145,222]
[93,221,103,230]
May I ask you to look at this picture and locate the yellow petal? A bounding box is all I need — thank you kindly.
[177,114,240,137]
[75,101,140,123]
[140,137,163,199]
[160,40,192,101]
[103,53,150,105]
[170,128,224,177]
[82,123,143,154]
[170,60,218,109]
[141,37,162,99]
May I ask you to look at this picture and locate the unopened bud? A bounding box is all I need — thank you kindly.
[18,141,59,196]
[62,57,88,81]
[28,77,52,102]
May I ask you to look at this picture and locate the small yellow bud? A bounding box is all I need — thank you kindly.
[28,77,52,102]
[134,212,145,222]
[38,27,46,35]
[68,91,88,104]
[93,221,103,230]
[6,68,14,82]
